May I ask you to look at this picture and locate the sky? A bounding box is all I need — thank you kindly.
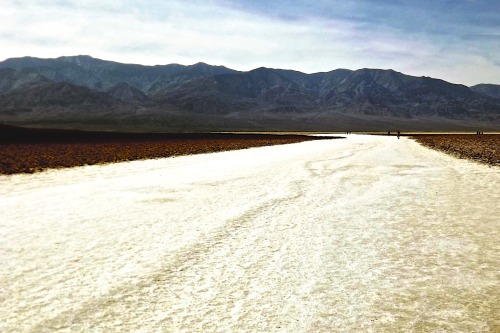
[1,0,499,86]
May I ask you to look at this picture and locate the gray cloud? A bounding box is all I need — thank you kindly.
[0,0,498,85]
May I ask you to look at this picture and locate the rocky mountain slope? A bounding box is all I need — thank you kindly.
[470,84,500,99]
[0,55,499,131]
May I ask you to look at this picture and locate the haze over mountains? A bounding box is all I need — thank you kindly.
[0,55,499,131]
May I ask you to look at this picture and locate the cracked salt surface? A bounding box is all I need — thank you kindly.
[1,135,499,332]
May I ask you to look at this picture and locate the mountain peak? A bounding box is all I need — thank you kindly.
[192,62,210,67]
[251,66,272,71]
[57,55,98,65]
[62,55,94,59]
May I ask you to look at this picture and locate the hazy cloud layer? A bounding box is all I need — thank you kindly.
[1,0,499,85]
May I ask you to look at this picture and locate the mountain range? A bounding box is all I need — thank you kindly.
[0,55,499,131]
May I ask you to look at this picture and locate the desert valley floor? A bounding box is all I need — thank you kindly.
[1,135,499,332]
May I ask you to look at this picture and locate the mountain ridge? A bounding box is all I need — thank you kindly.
[1,55,499,131]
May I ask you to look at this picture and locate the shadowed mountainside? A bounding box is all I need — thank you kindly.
[1,55,499,131]
[470,84,500,99]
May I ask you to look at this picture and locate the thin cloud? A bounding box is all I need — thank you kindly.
[0,0,498,85]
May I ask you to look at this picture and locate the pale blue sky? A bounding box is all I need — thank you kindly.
[1,0,499,85]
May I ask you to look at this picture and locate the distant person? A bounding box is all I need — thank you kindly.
[397,130,400,139]
[388,131,391,136]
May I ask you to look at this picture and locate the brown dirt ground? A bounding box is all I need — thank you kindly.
[2,125,497,174]
[0,125,335,174]
[411,134,499,167]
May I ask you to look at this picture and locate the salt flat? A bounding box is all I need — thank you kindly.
[1,135,499,332]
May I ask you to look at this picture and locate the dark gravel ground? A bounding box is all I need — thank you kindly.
[411,134,499,167]
[0,125,336,174]
[2,125,497,174]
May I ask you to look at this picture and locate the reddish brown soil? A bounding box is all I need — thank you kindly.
[412,134,500,167]
[0,125,335,174]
